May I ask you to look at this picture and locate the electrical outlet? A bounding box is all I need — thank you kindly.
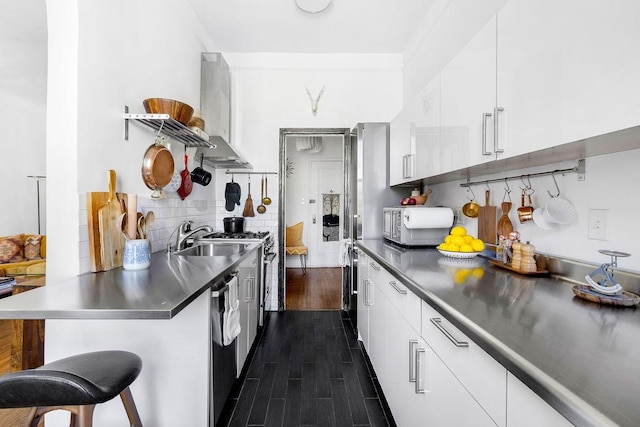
[588,209,609,241]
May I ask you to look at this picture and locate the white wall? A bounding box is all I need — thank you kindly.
[46,0,219,283]
[426,148,640,272]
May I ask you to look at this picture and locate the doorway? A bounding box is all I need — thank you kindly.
[277,128,351,311]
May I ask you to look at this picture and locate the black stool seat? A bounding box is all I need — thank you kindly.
[0,350,143,426]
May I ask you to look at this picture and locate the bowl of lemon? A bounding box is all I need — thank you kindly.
[437,226,485,259]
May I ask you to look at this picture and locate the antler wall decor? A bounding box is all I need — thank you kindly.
[305,86,325,116]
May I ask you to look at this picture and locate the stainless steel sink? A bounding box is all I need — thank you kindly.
[175,243,250,257]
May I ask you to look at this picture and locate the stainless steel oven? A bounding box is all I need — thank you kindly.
[197,231,273,326]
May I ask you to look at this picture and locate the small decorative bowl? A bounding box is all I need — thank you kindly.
[437,249,482,259]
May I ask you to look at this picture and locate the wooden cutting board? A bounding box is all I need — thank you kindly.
[87,191,127,272]
[97,170,126,271]
[478,190,497,245]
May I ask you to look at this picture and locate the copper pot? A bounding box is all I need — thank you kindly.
[141,140,174,191]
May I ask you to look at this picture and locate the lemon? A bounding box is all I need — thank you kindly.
[460,244,474,252]
[445,235,453,243]
[447,244,460,252]
[450,235,466,247]
[450,226,467,236]
[438,243,447,250]
[471,239,485,252]
[463,235,474,244]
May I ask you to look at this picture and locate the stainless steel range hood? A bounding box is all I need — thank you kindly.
[195,142,252,169]
[199,52,253,169]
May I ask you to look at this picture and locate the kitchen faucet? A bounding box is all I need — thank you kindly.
[170,220,214,252]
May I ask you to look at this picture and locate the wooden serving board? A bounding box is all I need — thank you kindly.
[489,259,549,276]
[98,170,126,271]
[477,190,497,245]
[87,188,127,272]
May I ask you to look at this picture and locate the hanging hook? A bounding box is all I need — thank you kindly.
[520,175,534,195]
[485,181,490,191]
[466,186,476,201]
[547,172,560,198]
[504,178,511,193]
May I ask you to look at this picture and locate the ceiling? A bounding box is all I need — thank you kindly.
[187,0,437,53]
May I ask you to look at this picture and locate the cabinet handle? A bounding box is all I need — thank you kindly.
[482,112,492,155]
[402,154,408,179]
[493,106,504,154]
[365,279,374,306]
[415,348,426,394]
[389,280,407,295]
[430,318,469,347]
[409,340,418,382]
[406,154,415,178]
[369,262,380,271]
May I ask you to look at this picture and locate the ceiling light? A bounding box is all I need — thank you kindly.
[295,0,333,14]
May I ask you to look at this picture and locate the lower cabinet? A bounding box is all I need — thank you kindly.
[236,252,259,377]
[361,260,572,427]
[506,372,573,427]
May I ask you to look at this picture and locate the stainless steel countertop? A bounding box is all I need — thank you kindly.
[358,239,640,427]
[0,242,261,320]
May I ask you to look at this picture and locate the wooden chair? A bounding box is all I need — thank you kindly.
[285,222,307,275]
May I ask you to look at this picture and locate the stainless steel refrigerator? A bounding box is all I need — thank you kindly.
[343,123,402,329]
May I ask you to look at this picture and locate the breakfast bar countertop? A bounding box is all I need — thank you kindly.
[0,242,261,320]
[357,239,640,427]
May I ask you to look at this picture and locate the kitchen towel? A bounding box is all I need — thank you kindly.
[223,276,241,346]
[338,238,351,267]
[402,207,454,229]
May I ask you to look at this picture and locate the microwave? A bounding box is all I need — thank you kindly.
[383,206,454,246]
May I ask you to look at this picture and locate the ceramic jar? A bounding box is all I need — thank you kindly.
[123,239,151,270]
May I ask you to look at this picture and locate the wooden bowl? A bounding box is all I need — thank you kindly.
[412,189,432,205]
[187,116,205,131]
[143,98,194,125]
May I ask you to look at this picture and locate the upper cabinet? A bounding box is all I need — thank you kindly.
[496,0,640,160]
[391,0,640,183]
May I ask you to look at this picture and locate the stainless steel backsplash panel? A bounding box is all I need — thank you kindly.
[484,245,640,294]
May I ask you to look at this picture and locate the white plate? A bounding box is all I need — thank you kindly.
[532,208,559,230]
[437,249,481,259]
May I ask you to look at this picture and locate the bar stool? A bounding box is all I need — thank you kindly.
[0,350,143,427]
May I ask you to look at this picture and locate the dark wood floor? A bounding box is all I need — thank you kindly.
[218,310,395,427]
[286,268,342,311]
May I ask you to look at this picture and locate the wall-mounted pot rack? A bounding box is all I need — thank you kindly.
[224,170,277,176]
[122,105,215,148]
[459,159,585,188]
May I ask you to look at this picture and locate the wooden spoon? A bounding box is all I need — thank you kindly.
[256,175,267,214]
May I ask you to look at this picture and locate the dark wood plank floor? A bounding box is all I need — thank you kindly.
[286,268,342,311]
[218,311,395,427]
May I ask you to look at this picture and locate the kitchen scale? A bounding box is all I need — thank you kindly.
[572,250,640,306]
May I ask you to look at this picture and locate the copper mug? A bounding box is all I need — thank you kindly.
[517,190,534,223]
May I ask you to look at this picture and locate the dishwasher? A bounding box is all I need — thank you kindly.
[210,273,238,426]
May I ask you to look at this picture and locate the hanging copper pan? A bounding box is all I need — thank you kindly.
[141,138,174,190]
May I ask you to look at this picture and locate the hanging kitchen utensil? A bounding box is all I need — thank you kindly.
[477,188,497,245]
[144,211,155,238]
[177,147,193,201]
[242,175,255,217]
[256,174,267,214]
[141,135,174,196]
[462,187,479,218]
[517,188,534,223]
[263,174,272,205]
[191,153,212,186]
[497,183,514,237]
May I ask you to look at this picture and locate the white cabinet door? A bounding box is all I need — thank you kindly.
[422,301,507,427]
[389,118,415,186]
[440,16,497,172]
[357,252,370,347]
[367,270,388,380]
[236,253,259,377]
[506,372,572,427]
[496,0,640,160]
[414,75,442,179]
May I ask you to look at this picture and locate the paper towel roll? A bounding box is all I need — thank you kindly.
[402,207,454,229]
